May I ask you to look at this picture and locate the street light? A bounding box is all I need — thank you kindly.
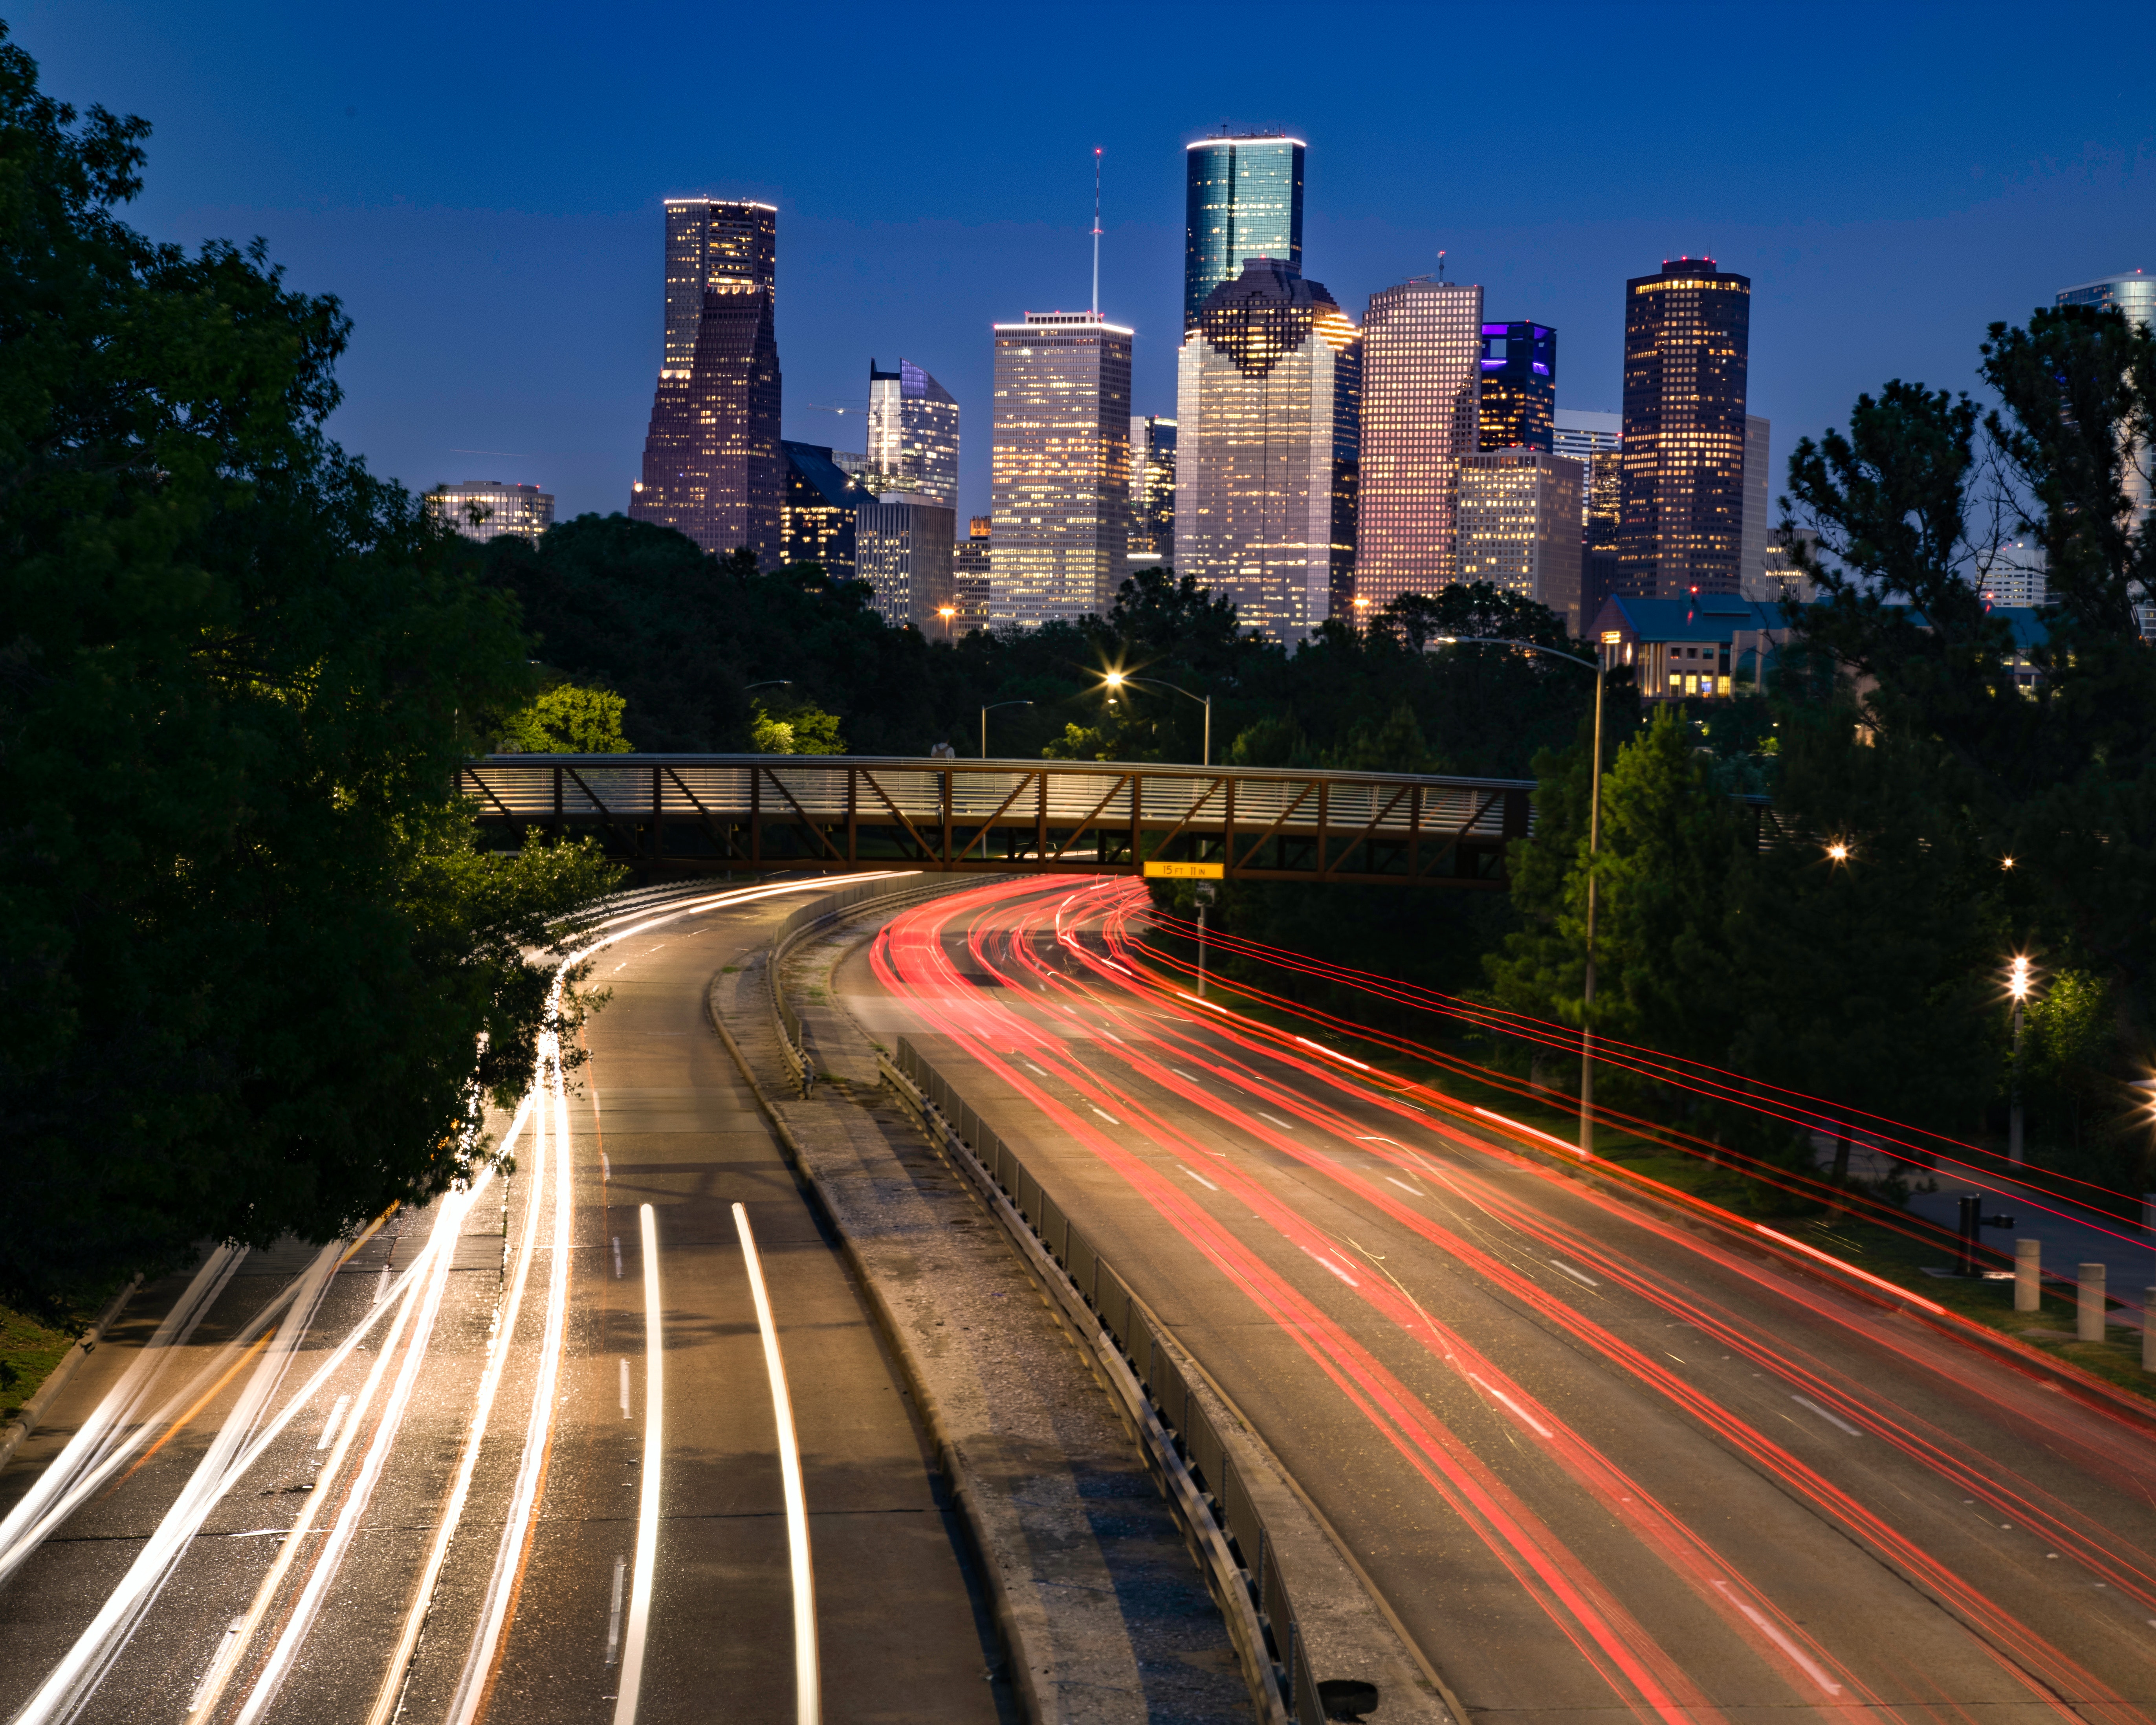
[1101,670,1212,767]
[1433,634,1606,1156]
[2008,954,2033,1166]
[981,699,1032,760]
[745,679,792,694]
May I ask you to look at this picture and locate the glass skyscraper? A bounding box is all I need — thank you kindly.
[857,495,958,634]
[779,441,871,579]
[631,198,784,563]
[989,311,1132,627]
[1174,258,1360,644]
[1184,134,1305,334]
[865,357,960,508]
[1478,321,1556,453]
[1618,256,1751,599]
[1554,411,1621,625]
[1356,279,1483,609]
[1129,414,1177,568]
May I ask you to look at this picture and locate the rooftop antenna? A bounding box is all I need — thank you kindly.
[1437,249,1447,283]
[1091,148,1103,316]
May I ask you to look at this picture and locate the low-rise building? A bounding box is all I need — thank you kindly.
[424,480,554,543]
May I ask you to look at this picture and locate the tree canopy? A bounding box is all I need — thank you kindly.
[0,31,616,1314]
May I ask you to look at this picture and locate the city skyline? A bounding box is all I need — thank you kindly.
[31,3,2156,533]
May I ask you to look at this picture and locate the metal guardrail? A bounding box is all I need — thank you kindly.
[462,754,1533,889]
[765,874,994,1094]
[883,1035,1336,1725]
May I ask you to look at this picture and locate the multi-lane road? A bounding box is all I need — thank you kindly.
[857,875,2156,1724]
[0,880,1011,1725]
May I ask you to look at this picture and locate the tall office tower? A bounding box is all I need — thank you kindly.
[1554,408,1622,625]
[424,481,554,543]
[2057,269,2155,632]
[990,311,1132,625]
[1739,415,1771,595]
[865,357,961,507]
[1184,133,1305,334]
[1129,414,1178,567]
[1356,279,1483,609]
[1174,259,1360,643]
[954,515,992,627]
[858,495,958,634]
[630,198,783,561]
[1478,321,1556,453]
[1456,450,1586,632]
[779,441,871,579]
[1618,256,1751,599]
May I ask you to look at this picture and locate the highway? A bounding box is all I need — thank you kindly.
[854,875,2156,1725]
[0,880,1012,1725]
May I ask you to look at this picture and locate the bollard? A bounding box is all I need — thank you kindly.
[2015,1239,2040,1313]
[2078,1263,2107,1343]
[2146,1289,2155,1373]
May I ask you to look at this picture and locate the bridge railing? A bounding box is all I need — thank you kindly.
[459,754,1536,889]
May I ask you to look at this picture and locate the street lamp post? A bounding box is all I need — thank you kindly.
[1100,671,1211,767]
[2009,955,2031,1166]
[1434,635,1606,1156]
[980,699,1033,761]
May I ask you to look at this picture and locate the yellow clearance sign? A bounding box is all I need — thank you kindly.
[1142,861,1225,880]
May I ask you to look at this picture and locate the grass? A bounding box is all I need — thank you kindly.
[0,1302,89,1426]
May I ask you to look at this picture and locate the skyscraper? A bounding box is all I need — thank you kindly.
[1356,279,1483,609]
[1456,450,1586,631]
[865,357,960,507]
[1478,321,1556,453]
[1740,414,1771,595]
[779,441,870,579]
[1174,258,1360,643]
[1556,410,1624,629]
[629,198,783,563]
[1184,134,1305,333]
[1618,256,1751,599]
[858,495,957,634]
[989,311,1132,626]
[1129,414,1178,568]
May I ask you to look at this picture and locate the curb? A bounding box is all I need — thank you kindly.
[0,1274,144,1474]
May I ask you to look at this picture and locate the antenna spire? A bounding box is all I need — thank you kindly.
[1437,249,1446,283]
[1091,148,1103,315]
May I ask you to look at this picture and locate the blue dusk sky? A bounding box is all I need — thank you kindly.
[15,2,2156,529]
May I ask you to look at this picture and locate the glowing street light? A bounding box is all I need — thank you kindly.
[1100,670,1212,766]
[1826,840,1851,864]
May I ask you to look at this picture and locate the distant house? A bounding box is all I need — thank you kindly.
[1589,592,2050,700]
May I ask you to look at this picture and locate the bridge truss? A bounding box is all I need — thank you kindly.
[459,755,1536,889]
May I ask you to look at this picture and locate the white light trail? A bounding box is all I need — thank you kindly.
[612,1204,666,1725]
[734,1201,819,1725]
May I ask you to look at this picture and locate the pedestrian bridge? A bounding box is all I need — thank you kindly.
[459,755,1535,889]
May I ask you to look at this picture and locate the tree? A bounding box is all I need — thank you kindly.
[750,697,845,755]
[500,682,632,753]
[0,33,617,1314]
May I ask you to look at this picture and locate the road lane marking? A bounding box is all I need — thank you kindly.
[1296,1035,1371,1071]
[613,1204,666,1725]
[613,1236,623,1279]
[733,1202,820,1725]
[1551,1261,1600,1289]
[1089,1107,1120,1124]
[314,1395,352,1451]
[1467,1373,1554,1439]
[1023,1061,1049,1077]
[1791,1396,1862,1437]
[619,1359,631,1419]
[1171,1068,1201,1082]
[1181,1168,1220,1191]
[1710,1580,1844,1695]
[604,1556,626,1666]
[1255,1111,1294,1131]
[1384,1177,1425,1198]
[372,1265,390,1305]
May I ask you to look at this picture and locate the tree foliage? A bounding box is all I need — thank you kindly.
[0,32,618,1314]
